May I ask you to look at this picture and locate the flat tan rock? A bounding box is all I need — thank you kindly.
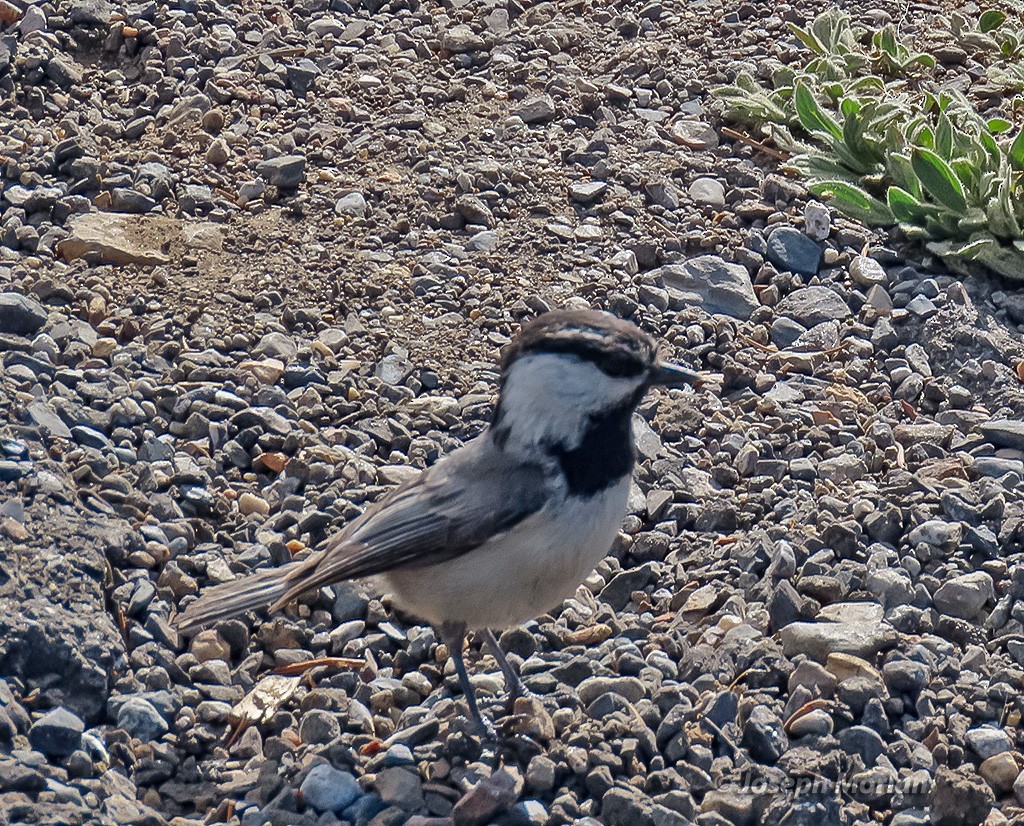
[57,212,224,267]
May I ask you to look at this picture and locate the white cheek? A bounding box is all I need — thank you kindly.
[497,354,643,450]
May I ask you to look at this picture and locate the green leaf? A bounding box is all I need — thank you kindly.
[786,152,863,184]
[886,186,931,223]
[1010,129,1024,171]
[903,53,937,70]
[979,9,1006,33]
[987,117,1013,134]
[912,147,968,213]
[789,23,826,55]
[794,82,844,141]
[974,243,1024,279]
[809,180,894,226]
[874,25,900,57]
[887,153,922,199]
[935,113,954,159]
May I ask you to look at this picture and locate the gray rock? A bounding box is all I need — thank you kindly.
[0,293,47,336]
[29,707,84,757]
[299,709,340,744]
[817,453,867,483]
[849,256,888,287]
[376,354,413,385]
[766,227,822,276]
[441,24,485,53]
[577,676,645,705]
[374,766,423,810]
[602,786,656,826]
[516,95,556,124]
[771,317,807,348]
[570,181,608,204]
[965,726,1013,759]
[655,256,759,320]
[335,192,367,217]
[803,201,830,241]
[26,403,72,439]
[776,286,851,327]
[980,420,1024,451]
[300,764,361,813]
[599,564,655,610]
[254,332,297,361]
[741,706,787,763]
[646,181,680,210]
[906,295,937,318]
[116,697,168,742]
[838,725,884,765]
[237,179,267,206]
[257,155,306,189]
[70,0,111,25]
[688,177,725,208]
[933,572,994,619]
[452,768,521,826]
[930,765,993,826]
[780,612,896,661]
[455,195,494,227]
[907,520,961,550]
[466,230,499,251]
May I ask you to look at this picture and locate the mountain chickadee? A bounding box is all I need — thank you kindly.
[174,309,701,731]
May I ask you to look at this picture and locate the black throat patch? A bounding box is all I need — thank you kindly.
[552,400,638,496]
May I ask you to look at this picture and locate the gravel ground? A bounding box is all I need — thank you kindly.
[3,0,1024,825]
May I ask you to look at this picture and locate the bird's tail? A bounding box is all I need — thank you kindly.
[172,561,306,636]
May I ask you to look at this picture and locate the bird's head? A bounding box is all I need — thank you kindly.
[490,310,701,455]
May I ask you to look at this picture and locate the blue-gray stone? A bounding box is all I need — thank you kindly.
[0,460,30,481]
[770,316,807,349]
[0,293,47,336]
[343,792,386,823]
[300,764,361,813]
[71,425,111,449]
[838,725,885,765]
[380,744,415,767]
[29,707,84,757]
[117,697,168,742]
[766,226,822,276]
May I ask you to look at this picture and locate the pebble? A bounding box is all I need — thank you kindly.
[766,227,822,276]
[803,201,830,240]
[688,178,725,208]
[116,698,168,742]
[335,192,367,217]
[300,764,361,813]
[775,286,851,326]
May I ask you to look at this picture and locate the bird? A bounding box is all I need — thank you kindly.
[173,309,702,733]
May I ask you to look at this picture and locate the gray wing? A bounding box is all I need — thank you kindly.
[270,440,550,609]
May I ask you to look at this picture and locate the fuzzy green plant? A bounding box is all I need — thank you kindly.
[713,9,1024,280]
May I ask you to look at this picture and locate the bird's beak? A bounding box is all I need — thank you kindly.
[647,361,703,388]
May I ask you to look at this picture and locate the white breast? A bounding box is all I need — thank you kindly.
[384,476,630,630]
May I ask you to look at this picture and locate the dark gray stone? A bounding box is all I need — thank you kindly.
[29,707,84,757]
[766,227,822,276]
[0,293,47,336]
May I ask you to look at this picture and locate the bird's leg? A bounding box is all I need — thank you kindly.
[440,621,493,736]
[479,628,527,716]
